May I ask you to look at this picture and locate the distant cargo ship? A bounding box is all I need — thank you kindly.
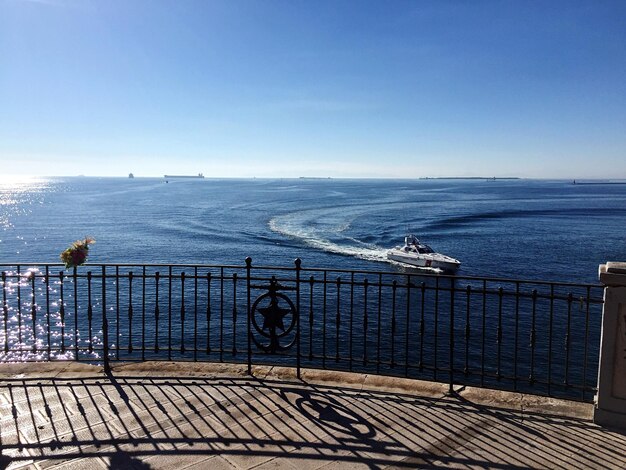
[164,173,204,179]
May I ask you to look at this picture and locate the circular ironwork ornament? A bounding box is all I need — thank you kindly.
[250,291,297,353]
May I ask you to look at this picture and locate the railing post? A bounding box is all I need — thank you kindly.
[449,276,455,394]
[246,257,252,375]
[102,266,110,375]
[595,262,626,430]
[295,258,301,379]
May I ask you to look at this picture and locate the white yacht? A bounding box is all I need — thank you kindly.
[387,235,461,273]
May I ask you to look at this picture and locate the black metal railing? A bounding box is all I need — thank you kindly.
[0,259,604,402]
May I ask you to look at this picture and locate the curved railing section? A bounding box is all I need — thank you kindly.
[0,259,604,402]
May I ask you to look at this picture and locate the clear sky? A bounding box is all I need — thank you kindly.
[1,0,625,179]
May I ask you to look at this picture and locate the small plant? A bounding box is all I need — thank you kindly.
[60,237,95,269]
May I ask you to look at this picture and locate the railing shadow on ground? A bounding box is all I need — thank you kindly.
[1,370,626,470]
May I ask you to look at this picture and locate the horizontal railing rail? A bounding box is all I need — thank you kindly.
[0,260,604,402]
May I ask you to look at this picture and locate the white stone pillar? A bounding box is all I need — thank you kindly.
[595,262,626,429]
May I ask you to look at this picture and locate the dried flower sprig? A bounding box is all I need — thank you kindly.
[60,237,95,269]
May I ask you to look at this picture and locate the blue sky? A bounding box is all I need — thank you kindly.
[1,0,625,178]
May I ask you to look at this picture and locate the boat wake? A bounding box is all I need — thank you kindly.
[269,207,452,274]
[269,209,388,263]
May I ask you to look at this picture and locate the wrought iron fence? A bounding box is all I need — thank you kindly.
[0,259,604,402]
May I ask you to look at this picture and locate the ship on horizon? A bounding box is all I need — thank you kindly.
[163,173,204,179]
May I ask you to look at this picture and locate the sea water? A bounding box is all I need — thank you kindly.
[1,177,622,399]
[1,177,625,283]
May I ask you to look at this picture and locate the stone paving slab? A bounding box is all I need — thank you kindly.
[0,361,625,469]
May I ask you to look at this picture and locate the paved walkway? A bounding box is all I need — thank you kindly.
[1,362,625,469]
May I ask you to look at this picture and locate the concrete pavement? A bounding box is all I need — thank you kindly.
[1,362,625,469]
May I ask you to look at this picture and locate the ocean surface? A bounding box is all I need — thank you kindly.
[1,177,625,283]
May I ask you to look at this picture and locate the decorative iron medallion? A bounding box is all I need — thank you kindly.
[250,280,297,353]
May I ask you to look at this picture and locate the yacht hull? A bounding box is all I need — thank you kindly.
[387,249,461,273]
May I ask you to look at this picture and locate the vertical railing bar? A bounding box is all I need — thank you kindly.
[404,274,411,378]
[514,281,520,391]
[323,271,327,368]
[87,271,93,354]
[220,267,224,362]
[481,279,486,387]
[363,278,368,367]
[206,272,211,354]
[115,265,120,361]
[449,277,455,394]
[142,266,146,361]
[45,267,51,359]
[376,273,382,375]
[530,289,537,384]
[180,271,186,354]
[497,286,503,380]
[464,285,471,376]
[59,271,65,354]
[17,265,22,347]
[335,277,341,363]
[30,271,36,352]
[309,276,314,361]
[434,276,439,380]
[194,266,198,361]
[72,267,78,359]
[582,286,591,401]
[390,280,397,369]
[232,272,238,356]
[565,292,572,386]
[295,259,301,378]
[102,266,110,374]
[548,284,554,396]
[128,271,133,354]
[168,266,172,360]
[155,272,160,353]
[349,271,354,372]
[419,282,425,372]
[2,272,8,353]
[246,258,252,374]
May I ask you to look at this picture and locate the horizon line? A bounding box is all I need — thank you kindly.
[3,175,626,181]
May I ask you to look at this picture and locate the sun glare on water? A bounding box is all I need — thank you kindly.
[0,175,45,188]
[0,176,50,230]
